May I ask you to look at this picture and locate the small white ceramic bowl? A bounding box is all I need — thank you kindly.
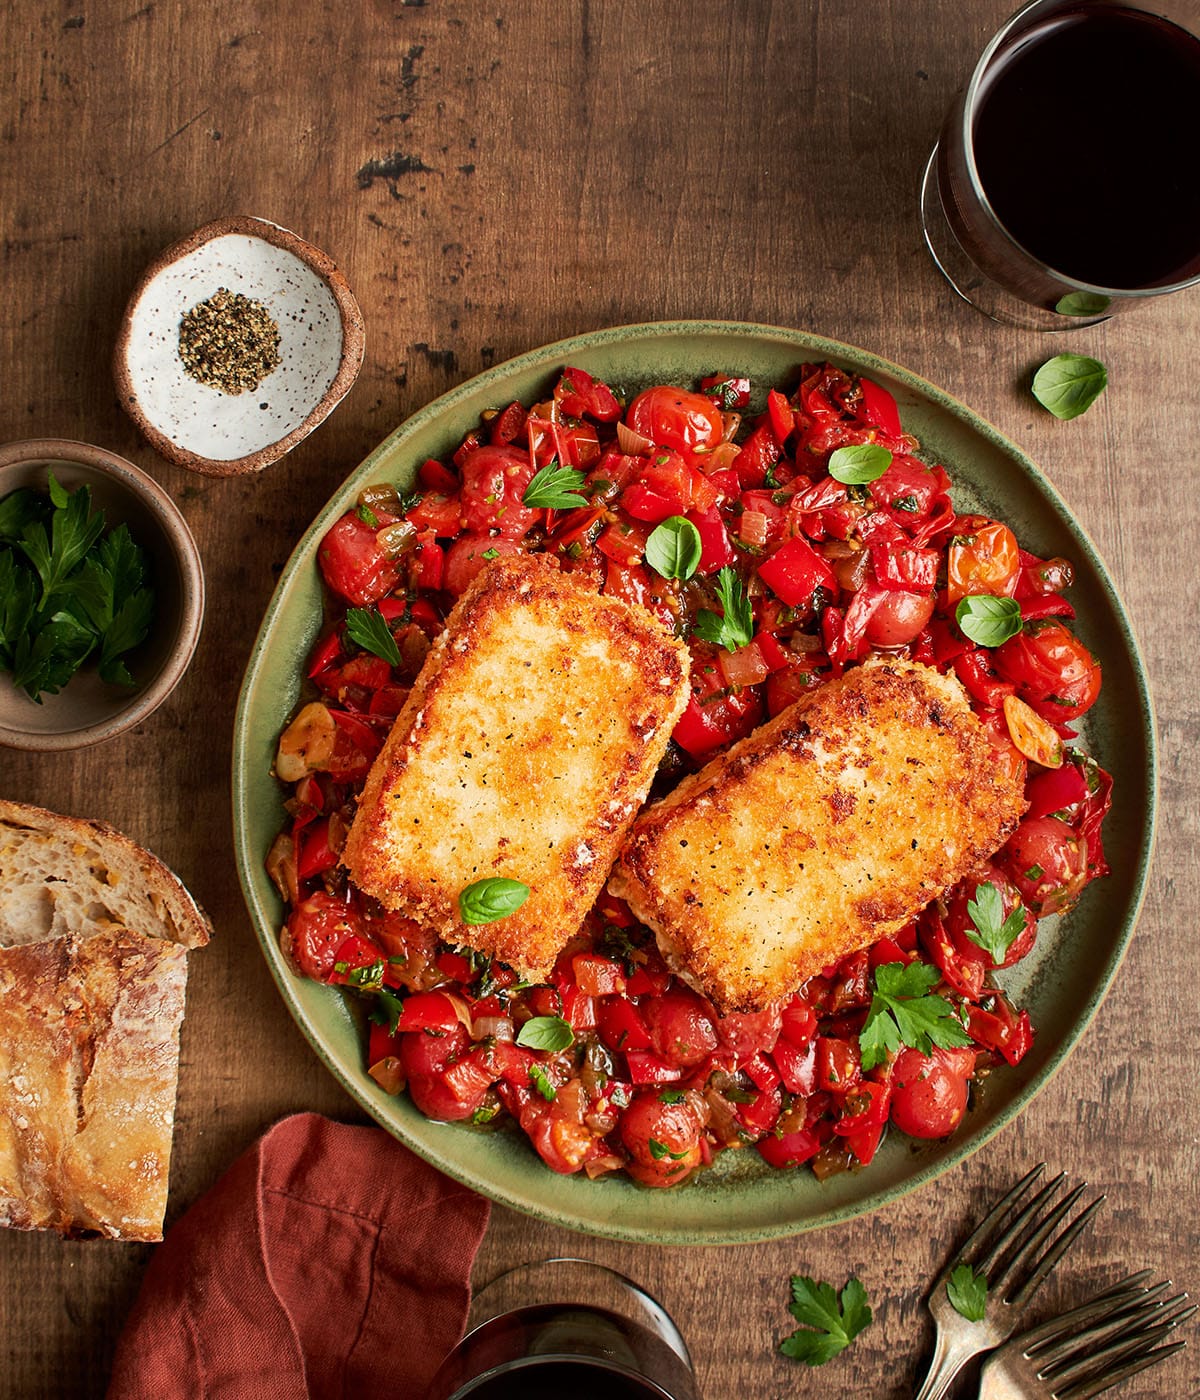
[114,216,365,477]
[0,439,204,751]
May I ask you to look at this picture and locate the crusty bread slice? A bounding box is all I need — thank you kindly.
[609,657,1027,1013]
[0,798,210,951]
[342,554,690,980]
[0,799,209,1240]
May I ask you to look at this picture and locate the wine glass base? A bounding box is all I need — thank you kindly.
[919,146,1112,332]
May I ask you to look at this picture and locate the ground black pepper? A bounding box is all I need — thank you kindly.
[177,287,281,395]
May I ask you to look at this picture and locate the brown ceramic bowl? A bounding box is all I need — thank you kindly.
[113,216,365,477]
[0,440,205,751]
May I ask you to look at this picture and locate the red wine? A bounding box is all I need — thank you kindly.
[452,1358,668,1398]
[971,5,1200,290]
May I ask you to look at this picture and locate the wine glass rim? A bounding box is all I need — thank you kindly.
[958,0,1200,299]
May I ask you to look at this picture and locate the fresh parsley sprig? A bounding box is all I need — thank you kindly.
[0,475,155,701]
[946,1263,988,1322]
[522,461,588,510]
[964,882,1027,966]
[779,1275,872,1366]
[345,606,402,667]
[859,961,972,1071]
[693,566,753,651]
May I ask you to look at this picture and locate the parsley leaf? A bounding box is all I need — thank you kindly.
[18,474,106,603]
[522,461,588,510]
[345,606,402,667]
[780,1275,872,1366]
[859,961,972,1071]
[98,586,155,686]
[0,488,48,544]
[693,566,753,651]
[10,611,97,699]
[964,882,1027,965]
[946,1263,988,1322]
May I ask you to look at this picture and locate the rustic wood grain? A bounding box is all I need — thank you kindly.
[2,1,1197,1396]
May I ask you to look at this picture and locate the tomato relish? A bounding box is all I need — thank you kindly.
[268,362,1111,1188]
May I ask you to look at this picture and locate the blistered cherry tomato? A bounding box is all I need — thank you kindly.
[401,1025,491,1122]
[284,892,364,982]
[999,816,1090,916]
[443,533,521,596]
[945,866,1038,970]
[994,618,1101,722]
[644,988,719,1067]
[626,387,725,454]
[865,590,936,647]
[619,1089,705,1187]
[890,1047,974,1139]
[947,517,1020,604]
[458,445,538,536]
[317,512,402,607]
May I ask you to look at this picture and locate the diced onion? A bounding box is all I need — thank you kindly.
[275,702,337,782]
[443,991,476,1033]
[720,412,741,443]
[368,1056,406,1095]
[376,520,418,558]
[472,1015,515,1042]
[1003,694,1064,768]
[616,420,654,455]
[265,831,298,907]
[358,483,402,515]
[584,1154,625,1180]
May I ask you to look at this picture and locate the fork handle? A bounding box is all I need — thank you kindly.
[913,1331,984,1400]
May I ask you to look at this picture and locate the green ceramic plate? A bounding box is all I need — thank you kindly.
[232,322,1155,1244]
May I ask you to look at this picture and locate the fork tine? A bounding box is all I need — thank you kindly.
[1032,1291,1188,1370]
[973,1168,1065,1276]
[1004,1192,1105,1306]
[1058,1341,1189,1400]
[950,1161,1047,1273]
[1046,1300,1195,1391]
[1017,1275,1165,1360]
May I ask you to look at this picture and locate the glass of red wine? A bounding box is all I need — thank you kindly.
[425,1258,699,1399]
[921,0,1200,329]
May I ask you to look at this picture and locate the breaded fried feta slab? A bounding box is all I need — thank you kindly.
[342,554,690,980]
[609,657,1027,1013]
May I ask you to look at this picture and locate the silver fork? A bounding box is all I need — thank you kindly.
[979,1270,1194,1398]
[914,1164,1105,1400]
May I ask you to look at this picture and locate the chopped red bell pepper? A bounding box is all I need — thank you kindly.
[757,535,838,607]
[870,542,940,592]
[857,378,903,437]
[756,1127,820,1169]
[771,1036,816,1095]
[395,990,463,1034]
[625,1049,684,1085]
[686,505,735,575]
[596,998,654,1053]
[572,953,628,998]
[700,374,751,409]
[296,818,338,881]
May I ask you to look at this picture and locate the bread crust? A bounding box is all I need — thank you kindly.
[342,554,691,979]
[609,657,1028,1013]
[0,801,206,1240]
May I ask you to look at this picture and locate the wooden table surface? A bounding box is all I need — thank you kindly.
[2,2,1197,1396]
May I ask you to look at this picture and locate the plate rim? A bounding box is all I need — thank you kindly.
[232,319,1157,1244]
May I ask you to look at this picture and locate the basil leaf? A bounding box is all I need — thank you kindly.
[345,606,402,668]
[1032,354,1107,421]
[458,876,530,926]
[645,516,702,581]
[955,594,1023,648]
[1055,291,1111,318]
[529,1063,557,1100]
[522,461,588,510]
[828,444,892,485]
[516,1015,574,1052]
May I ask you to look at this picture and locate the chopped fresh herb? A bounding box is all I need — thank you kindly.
[1032,354,1107,421]
[947,1262,988,1322]
[648,1138,690,1161]
[859,961,972,1071]
[693,566,754,651]
[529,1063,557,1101]
[522,461,588,510]
[828,444,892,485]
[645,516,702,581]
[345,606,402,667]
[1025,863,1045,881]
[482,546,500,560]
[356,502,380,527]
[0,476,156,701]
[458,877,530,926]
[955,594,1023,648]
[658,1088,686,1104]
[610,1083,632,1109]
[471,1103,501,1125]
[892,495,919,512]
[367,988,405,1035]
[779,1275,872,1366]
[516,1015,575,1052]
[964,882,1027,965]
[347,960,385,990]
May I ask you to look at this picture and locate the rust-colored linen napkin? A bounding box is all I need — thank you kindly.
[107,1112,490,1400]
